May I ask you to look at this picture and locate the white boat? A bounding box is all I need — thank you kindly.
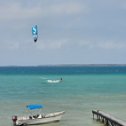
[12,104,65,126]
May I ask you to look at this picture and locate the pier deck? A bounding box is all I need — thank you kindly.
[92,110,126,126]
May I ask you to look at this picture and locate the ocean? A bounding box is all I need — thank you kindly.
[0,65,126,126]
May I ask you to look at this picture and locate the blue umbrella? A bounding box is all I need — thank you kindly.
[26,104,44,110]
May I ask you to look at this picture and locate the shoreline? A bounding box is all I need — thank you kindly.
[0,64,126,67]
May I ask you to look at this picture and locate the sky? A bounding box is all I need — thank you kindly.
[0,0,126,66]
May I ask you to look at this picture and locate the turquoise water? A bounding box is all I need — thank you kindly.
[0,66,126,126]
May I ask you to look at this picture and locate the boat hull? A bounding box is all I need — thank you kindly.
[14,111,65,126]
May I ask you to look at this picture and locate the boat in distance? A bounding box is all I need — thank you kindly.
[12,104,65,126]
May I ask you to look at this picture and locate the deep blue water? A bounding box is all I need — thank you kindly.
[0,65,126,75]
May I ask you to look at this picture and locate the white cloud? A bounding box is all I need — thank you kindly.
[35,38,126,51]
[0,3,41,20]
[36,39,68,50]
[79,40,126,50]
[97,40,126,49]
[0,41,20,50]
[0,1,87,21]
[46,2,86,16]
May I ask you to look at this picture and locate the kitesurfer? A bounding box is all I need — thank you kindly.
[32,25,38,43]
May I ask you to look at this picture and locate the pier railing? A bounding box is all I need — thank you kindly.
[92,110,126,126]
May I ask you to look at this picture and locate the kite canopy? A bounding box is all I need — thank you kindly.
[32,25,38,42]
[26,104,44,110]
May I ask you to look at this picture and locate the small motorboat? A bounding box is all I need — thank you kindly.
[12,104,65,126]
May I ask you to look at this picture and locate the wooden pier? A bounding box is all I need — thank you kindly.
[92,110,126,126]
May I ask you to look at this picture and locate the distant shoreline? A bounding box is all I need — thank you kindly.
[0,64,126,67]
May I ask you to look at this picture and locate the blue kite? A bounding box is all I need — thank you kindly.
[32,25,38,42]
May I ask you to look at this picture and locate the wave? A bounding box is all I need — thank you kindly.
[47,79,62,84]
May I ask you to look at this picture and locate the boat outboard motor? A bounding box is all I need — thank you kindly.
[12,116,17,125]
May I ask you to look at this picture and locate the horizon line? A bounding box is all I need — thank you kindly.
[0,64,126,67]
